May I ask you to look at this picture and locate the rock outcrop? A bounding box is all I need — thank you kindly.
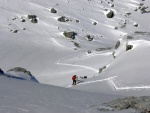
[6,67,39,82]
[104,96,150,113]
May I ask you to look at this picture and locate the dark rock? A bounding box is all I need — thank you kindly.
[12,18,16,20]
[86,35,94,41]
[133,22,138,27]
[76,19,80,23]
[63,31,77,39]
[93,22,97,25]
[110,4,114,7]
[114,26,118,30]
[126,44,133,51]
[51,8,57,13]
[125,12,131,16]
[11,29,18,33]
[115,40,120,49]
[99,66,106,73]
[21,18,26,22]
[58,16,69,22]
[112,51,116,58]
[31,18,38,23]
[27,15,38,23]
[87,50,92,54]
[106,10,115,18]
[99,68,103,73]
[27,15,37,19]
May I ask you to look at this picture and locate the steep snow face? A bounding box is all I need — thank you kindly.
[101,34,150,87]
[0,0,150,86]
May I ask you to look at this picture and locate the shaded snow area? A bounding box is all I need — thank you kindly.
[0,77,121,113]
[0,0,150,113]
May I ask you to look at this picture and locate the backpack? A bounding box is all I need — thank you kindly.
[72,75,76,80]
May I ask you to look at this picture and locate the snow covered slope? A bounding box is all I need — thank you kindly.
[0,76,122,113]
[0,0,150,113]
[0,0,149,86]
[0,0,150,89]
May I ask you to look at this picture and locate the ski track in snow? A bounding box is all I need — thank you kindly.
[57,62,98,73]
[56,53,99,73]
[67,76,150,91]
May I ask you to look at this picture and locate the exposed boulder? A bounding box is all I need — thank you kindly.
[58,16,69,22]
[51,8,57,13]
[86,35,94,41]
[126,44,133,51]
[87,50,92,54]
[63,31,77,39]
[141,6,149,14]
[76,19,80,23]
[110,4,114,7]
[115,40,120,49]
[125,12,131,16]
[27,15,37,19]
[106,10,115,18]
[114,26,118,30]
[27,15,38,23]
[92,22,97,25]
[133,22,138,27]
[10,29,18,33]
[21,18,26,22]
[99,66,106,73]
[112,51,116,58]
[31,18,38,23]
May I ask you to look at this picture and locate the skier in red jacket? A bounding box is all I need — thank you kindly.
[72,75,77,85]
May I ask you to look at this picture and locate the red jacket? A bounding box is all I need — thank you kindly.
[72,75,76,80]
